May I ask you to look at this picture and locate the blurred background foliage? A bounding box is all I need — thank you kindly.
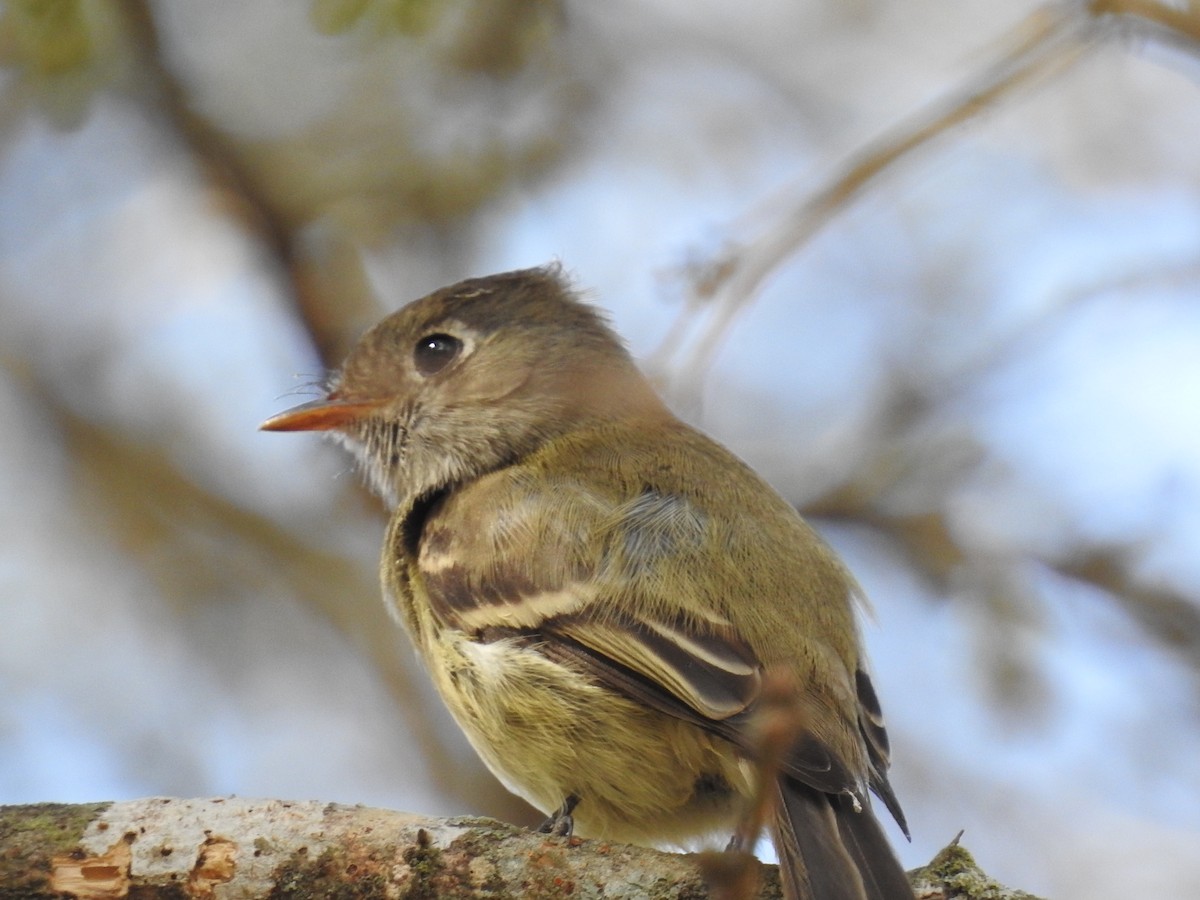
[2,1,1199,898]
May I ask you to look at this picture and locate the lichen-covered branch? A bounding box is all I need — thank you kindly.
[0,798,1040,899]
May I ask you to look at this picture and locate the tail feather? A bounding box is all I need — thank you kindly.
[774,776,913,900]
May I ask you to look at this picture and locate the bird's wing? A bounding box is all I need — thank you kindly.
[415,469,868,798]
[853,667,909,837]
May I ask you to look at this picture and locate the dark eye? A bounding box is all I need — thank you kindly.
[413,333,463,376]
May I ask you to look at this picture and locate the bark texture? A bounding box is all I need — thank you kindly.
[0,798,1041,899]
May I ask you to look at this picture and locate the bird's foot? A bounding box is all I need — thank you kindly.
[537,794,580,838]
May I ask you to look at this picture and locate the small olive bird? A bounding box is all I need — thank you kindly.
[262,265,912,900]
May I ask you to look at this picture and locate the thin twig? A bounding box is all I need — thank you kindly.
[118,1,345,364]
[659,3,1100,389]
[1095,0,1200,45]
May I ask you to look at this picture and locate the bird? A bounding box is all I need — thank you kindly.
[262,264,913,899]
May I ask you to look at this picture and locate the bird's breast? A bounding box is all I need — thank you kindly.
[419,623,752,846]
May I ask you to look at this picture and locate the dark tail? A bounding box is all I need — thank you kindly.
[773,776,913,900]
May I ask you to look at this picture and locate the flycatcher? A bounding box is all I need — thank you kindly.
[263,265,912,900]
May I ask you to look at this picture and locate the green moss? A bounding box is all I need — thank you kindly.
[401,830,445,899]
[268,844,391,899]
[397,826,485,899]
[918,841,1045,900]
[0,802,111,899]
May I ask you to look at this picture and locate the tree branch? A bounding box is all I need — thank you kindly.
[0,798,1040,899]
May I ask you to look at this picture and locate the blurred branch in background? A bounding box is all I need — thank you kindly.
[656,0,1200,383]
[653,1,1096,382]
[1,0,575,362]
[119,0,575,366]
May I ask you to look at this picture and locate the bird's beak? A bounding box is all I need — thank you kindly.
[259,397,385,432]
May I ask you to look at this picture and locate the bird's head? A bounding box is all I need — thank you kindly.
[262,265,664,509]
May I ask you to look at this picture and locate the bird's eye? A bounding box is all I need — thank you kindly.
[413,333,463,376]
